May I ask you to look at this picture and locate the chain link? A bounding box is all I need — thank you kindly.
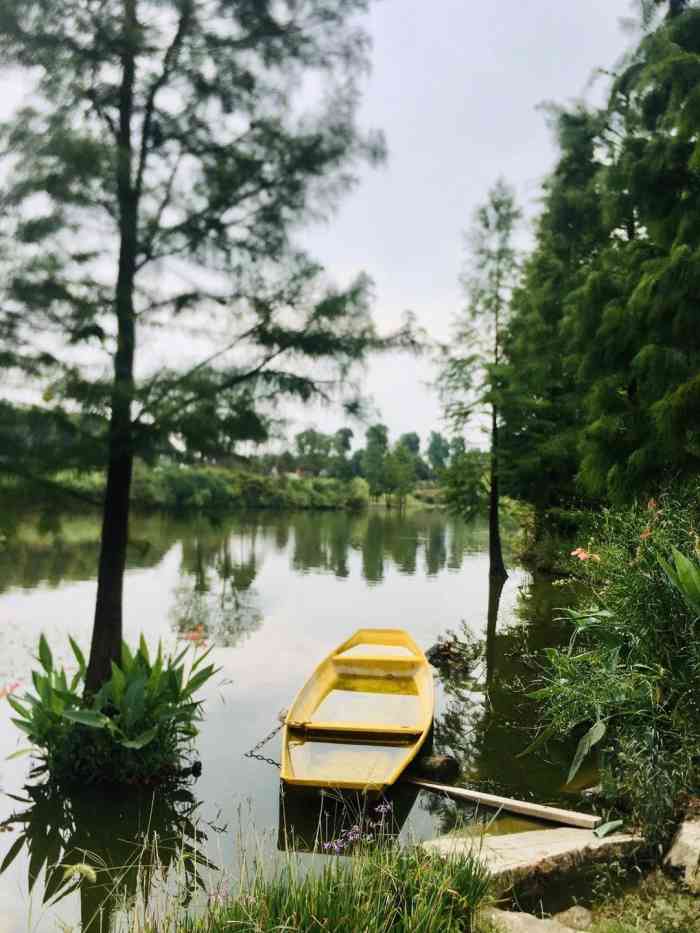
[243,720,283,769]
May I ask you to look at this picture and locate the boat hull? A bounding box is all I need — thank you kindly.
[281,629,434,791]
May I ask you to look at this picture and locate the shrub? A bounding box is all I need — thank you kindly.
[347,476,370,510]
[528,481,700,845]
[8,635,217,786]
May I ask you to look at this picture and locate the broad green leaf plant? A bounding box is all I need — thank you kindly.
[8,635,217,785]
[526,487,700,844]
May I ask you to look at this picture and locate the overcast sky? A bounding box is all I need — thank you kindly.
[296,0,638,448]
[1,1,643,452]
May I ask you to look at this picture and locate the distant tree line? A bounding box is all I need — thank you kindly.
[255,425,469,508]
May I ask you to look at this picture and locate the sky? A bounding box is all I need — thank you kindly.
[294,0,638,448]
[0,0,643,453]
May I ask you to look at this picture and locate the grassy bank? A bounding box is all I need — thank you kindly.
[589,872,700,933]
[119,843,492,933]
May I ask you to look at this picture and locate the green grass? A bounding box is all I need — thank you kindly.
[126,843,492,932]
[590,872,700,933]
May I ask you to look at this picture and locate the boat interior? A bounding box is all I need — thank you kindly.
[282,629,433,789]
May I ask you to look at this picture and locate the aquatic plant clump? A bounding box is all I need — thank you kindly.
[8,635,217,786]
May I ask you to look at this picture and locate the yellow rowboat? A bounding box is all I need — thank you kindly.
[281,629,434,791]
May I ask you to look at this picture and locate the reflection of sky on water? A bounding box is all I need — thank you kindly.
[0,508,533,931]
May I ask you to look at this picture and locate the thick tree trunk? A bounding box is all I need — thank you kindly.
[86,0,138,693]
[489,404,507,581]
[86,413,134,692]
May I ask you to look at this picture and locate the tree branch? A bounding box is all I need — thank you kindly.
[135,2,193,199]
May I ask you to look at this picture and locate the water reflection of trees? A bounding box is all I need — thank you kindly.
[0,507,489,602]
[0,782,216,931]
[172,522,263,648]
[0,510,178,594]
[427,575,582,833]
[283,511,487,583]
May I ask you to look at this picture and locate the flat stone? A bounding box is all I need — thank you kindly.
[482,907,577,932]
[664,819,700,891]
[553,906,593,930]
[424,827,643,886]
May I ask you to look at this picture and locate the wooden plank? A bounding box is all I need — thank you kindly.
[404,777,601,830]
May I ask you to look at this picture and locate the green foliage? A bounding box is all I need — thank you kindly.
[295,429,334,476]
[0,0,405,475]
[398,432,421,455]
[9,635,217,785]
[441,450,489,522]
[427,431,451,472]
[383,442,417,509]
[439,179,521,436]
[63,461,370,513]
[439,179,520,576]
[176,844,491,933]
[528,482,700,843]
[499,8,700,511]
[363,423,390,499]
[499,107,605,517]
[0,0,415,691]
[590,871,700,933]
[0,781,211,920]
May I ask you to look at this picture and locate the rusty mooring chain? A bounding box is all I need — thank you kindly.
[242,712,287,769]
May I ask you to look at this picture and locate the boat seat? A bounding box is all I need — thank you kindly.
[286,720,422,745]
[331,655,421,676]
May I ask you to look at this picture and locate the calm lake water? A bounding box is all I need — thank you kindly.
[0,507,580,931]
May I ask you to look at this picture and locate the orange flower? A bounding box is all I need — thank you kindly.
[0,681,21,701]
[647,498,658,512]
[640,527,652,541]
[571,547,601,563]
[180,623,207,645]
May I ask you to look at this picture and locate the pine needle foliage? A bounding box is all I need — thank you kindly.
[0,0,410,690]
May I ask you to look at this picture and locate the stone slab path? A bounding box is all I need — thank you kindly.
[424,826,643,885]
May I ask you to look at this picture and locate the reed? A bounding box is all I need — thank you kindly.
[117,835,491,933]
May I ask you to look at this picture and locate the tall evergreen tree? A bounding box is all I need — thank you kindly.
[570,4,700,500]
[499,107,607,530]
[0,0,406,690]
[398,432,420,455]
[362,423,388,499]
[440,179,520,579]
[427,431,450,473]
[383,440,415,511]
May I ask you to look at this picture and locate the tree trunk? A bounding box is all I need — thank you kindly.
[489,404,507,580]
[485,572,506,695]
[86,0,138,693]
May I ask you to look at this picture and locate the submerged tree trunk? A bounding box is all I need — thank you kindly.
[86,0,138,693]
[485,571,506,695]
[489,404,507,581]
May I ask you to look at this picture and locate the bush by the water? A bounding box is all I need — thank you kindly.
[9,635,216,785]
[529,482,700,845]
[56,463,371,514]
